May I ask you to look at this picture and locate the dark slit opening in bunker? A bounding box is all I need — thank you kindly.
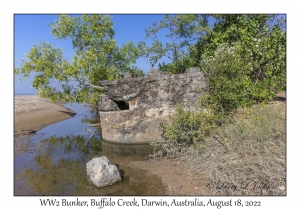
[114,100,129,110]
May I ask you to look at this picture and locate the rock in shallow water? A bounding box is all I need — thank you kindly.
[86,156,121,187]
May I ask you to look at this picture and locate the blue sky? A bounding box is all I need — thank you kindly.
[14,14,169,94]
[13,14,287,95]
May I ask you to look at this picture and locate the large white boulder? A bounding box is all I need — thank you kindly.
[86,156,121,187]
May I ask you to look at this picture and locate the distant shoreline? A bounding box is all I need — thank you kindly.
[14,93,36,95]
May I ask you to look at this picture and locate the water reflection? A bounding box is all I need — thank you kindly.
[15,103,166,195]
[17,154,84,195]
[39,135,102,157]
[16,135,165,195]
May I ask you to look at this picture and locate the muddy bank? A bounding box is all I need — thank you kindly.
[129,158,204,195]
[14,95,75,137]
[14,95,76,157]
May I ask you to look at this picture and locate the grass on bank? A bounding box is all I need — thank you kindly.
[152,97,286,196]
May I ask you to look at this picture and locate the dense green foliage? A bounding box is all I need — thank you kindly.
[139,14,210,74]
[200,15,286,112]
[15,15,143,104]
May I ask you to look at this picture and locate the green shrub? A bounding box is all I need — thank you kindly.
[159,99,224,146]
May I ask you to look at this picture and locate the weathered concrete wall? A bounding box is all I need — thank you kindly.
[98,67,208,144]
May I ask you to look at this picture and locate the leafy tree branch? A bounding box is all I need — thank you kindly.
[15,15,143,105]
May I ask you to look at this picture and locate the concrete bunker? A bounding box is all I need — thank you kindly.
[98,67,208,144]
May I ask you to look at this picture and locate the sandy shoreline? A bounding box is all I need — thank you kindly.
[14,95,76,137]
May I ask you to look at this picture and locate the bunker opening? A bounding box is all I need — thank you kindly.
[114,100,129,110]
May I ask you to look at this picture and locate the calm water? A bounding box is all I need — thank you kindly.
[14,103,166,196]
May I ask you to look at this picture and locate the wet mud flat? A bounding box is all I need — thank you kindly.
[14,95,76,137]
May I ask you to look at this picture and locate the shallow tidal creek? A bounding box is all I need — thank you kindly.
[14,103,166,195]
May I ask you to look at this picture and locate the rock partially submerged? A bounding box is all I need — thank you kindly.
[86,156,121,187]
